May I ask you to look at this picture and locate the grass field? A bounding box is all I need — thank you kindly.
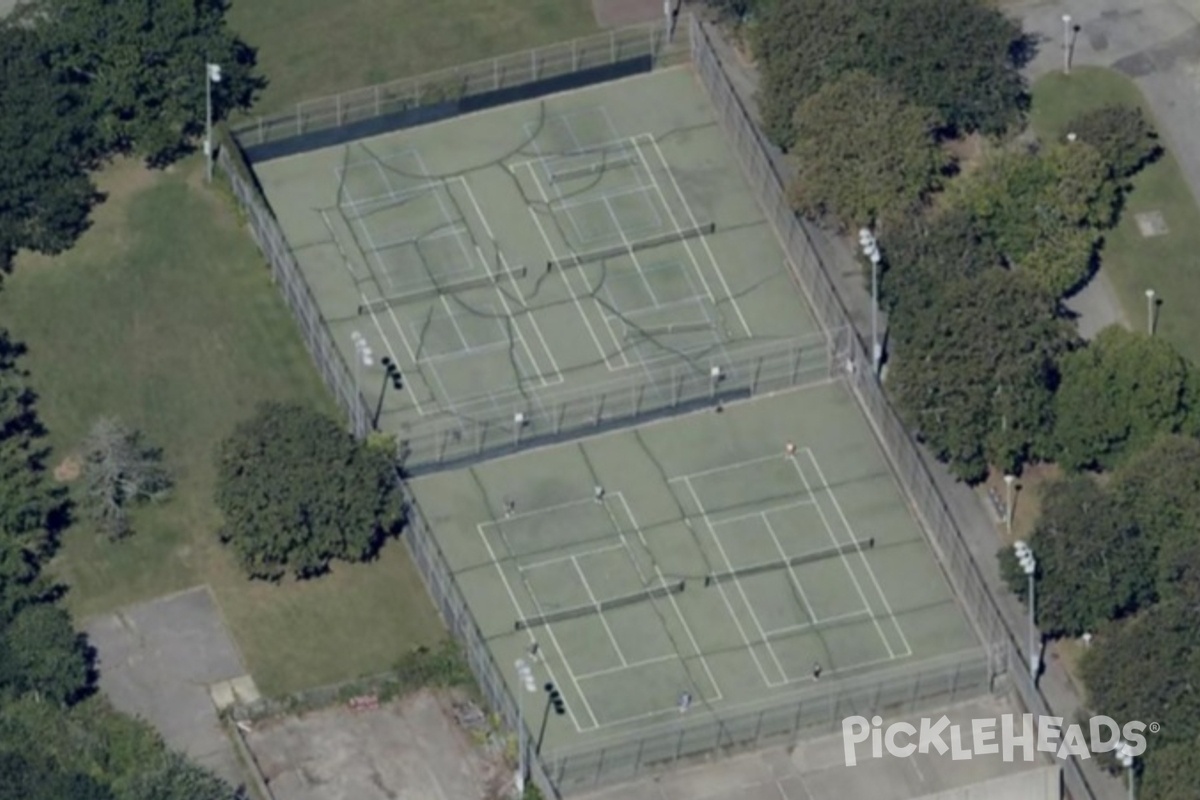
[229,0,598,116]
[1,158,443,696]
[1031,67,1200,363]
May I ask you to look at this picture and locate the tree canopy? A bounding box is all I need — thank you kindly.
[215,403,403,580]
[1061,105,1160,181]
[1052,329,1200,471]
[27,0,264,166]
[787,71,946,230]
[888,269,1070,480]
[755,0,1028,148]
[0,25,98,270]
[1000,475,1152,637]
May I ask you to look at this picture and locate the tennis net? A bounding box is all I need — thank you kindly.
[704,538,875,587]
[550,221,715,270]
[550,152,640,183]
[514,579,685,630]
[358,265,527,315]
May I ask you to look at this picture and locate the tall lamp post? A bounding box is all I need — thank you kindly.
[205,63,222,182]
[858,228,883,374]
[514,659,538,794]
[535,682,567,758]
[1146,289,1157,336]
[1014,540,1039,681]
[1116,739,1136,800]
[350,331,373,437]
[1003,474,1016,537]
[1062,15,1073,75]
[372,356,404,430]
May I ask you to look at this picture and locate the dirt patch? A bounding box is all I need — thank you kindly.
[53,455,82,483]
[592,0,665,28]
[982,462,1062,544]
[244,689,510,800]
[943,133,987,177]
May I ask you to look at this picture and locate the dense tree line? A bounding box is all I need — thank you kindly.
[0,0,262,275]
[732,0,1197,794]
[0,329,239,797]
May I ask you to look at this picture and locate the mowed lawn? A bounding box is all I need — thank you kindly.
[230,0,598,115]
[1032,67,1200,363]
[1,159,442,696]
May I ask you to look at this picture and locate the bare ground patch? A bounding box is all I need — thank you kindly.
[54,454,82,482]
[244,688,511,800]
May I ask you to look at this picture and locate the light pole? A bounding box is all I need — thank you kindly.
[350,331,373,437]
[1014,541,1038,681]
[514,659,537,794]
[372,356,404,430]
[535,682,567,758]
[1116,739,1136,800]
[858,228,882,374]
[1003,474,1016,537]
[205,63,222,182]
[1146,289,1156,336]
[1062,15,1073,75]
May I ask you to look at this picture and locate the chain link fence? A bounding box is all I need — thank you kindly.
[211,15,1098,796]
[231,21,686,149]
[687,15,1096,800]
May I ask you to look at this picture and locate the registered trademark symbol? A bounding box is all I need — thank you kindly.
[1149,722,1161,734]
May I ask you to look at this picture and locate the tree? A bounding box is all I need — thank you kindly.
[946,142,1116,293]
[787,71,946,230]
[1000,476,1152,636]
[0,603,91,705]
[0,25,99,270]
[0,329,67,616]
[1062,105,1160,182]
[29,0,264,166]
[215,403,403,580]
[755,0,1027,148]
[1052,329,1199,471]
[115,751,241,800]
[888,269,1070,480]
[879,207,1000,325]
[80,417,172,540]
[1113,436,1200,605]
[1139,734,1200,800]
[1080,602,1200,749]
[0,747,113,800]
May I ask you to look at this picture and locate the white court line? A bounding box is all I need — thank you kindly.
[764,608,870,638]
[474,521,591,732]
[787,452,897,660]
[575,653,678,681]
[415,340,509,366]
[570,555,628,667]
[479,495,598,527]
[554,183,656,214]
[334,184,431,417]
[680,475,783,687]
[411,165,550,399]
[438,295,471,353]
[454,176,563,387]
[520,161,627,371]
[760,512,821,636]
[600,195,661,306]
[640,134,753,339]
[801,448,913,658]
[610,493,723,701]
[707,498,814,529]
[667,451,788,483]
[519,542,626,573]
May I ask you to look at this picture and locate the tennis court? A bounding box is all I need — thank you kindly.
[412,383,980,755]
[253,67,823,433]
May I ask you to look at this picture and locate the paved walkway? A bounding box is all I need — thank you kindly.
[686,4,1200,796]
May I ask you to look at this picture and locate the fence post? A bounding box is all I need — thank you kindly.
[295,103,302,137]
[494,56,500,90]
[531,49,538,81]
[374,85,381,117]
[336,93,342,127]
[610,28,617,64]
[572,38,579,72]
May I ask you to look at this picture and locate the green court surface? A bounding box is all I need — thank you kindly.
[410,383,980,754]
[252,67,821,432]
